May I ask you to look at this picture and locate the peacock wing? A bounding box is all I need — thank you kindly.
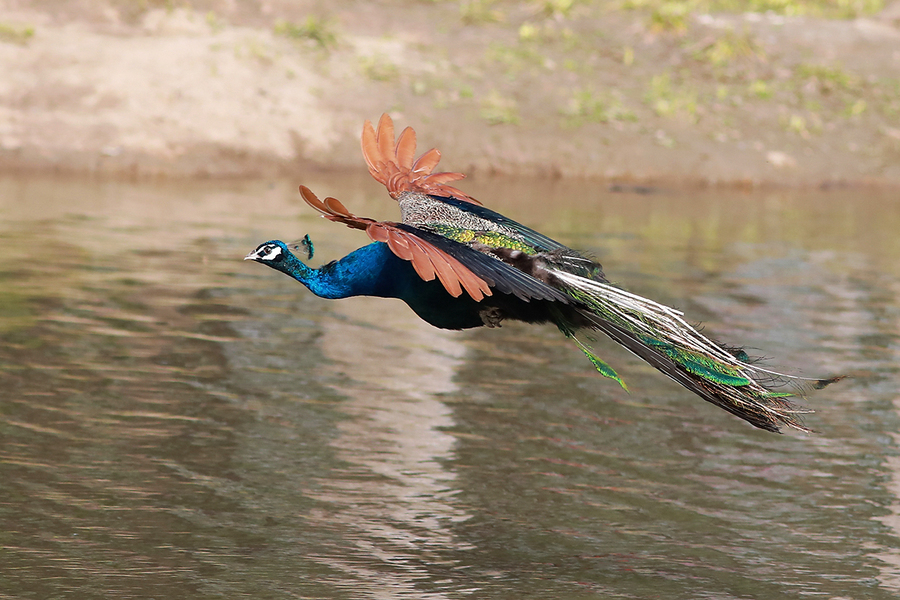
[365,223,493,301]
[299,185,491,301]
[299,185,571,304]
[425,194,572,254]
[299,185,371,230]
[395,126,417,170]
[394,224,573,305]
[362,113,481,205]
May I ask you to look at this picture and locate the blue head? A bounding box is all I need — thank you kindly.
[245,235,367,299]
[245,235,314,270]
[245,239,293,270]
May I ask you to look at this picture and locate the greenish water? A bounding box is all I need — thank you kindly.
[1,174,898,599]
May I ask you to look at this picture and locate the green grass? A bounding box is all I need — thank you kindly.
[691,28,765,67]
[460,0,505,24]
[796,63,860,92]
[480,90,520,124]
[486,41,547,77]
[621,0,884,21]
[359,55,400,82]
[536,0,576,18]
[645,73,700,121]
[562,88,638,126]
[0,22,35,45]
[205,11,224,34]
[748,79,772,99]
[274,16,338,49]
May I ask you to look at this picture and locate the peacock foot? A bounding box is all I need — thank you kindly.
[479,306,503,328]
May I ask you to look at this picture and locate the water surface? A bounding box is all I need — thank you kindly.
[1,174,899,598]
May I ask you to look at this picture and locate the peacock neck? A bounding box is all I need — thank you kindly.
[283,242,398,300]
[275,240,491,330]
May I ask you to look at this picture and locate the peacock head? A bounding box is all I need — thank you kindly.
[245,240,289,265]
[245,235,314,271]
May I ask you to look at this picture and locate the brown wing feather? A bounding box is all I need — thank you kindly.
[395,127,417,170]
[361,119,382,179]
[386,228,440,285]
[323,196,353,218]
[376,113,395,167]
[402,233,462,297]
[436,246,492,301]
[298,185,490,301]
[361,114,482,205]
[300,185,369,230]
[421,244,465,298]
[411,148,442,176]
[419,171,466,185]
[299,184,329,213]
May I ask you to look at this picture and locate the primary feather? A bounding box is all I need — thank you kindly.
[247,114,843,433]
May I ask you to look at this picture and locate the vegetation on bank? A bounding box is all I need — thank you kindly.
[6,0,898,182]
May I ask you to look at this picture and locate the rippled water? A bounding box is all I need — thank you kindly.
[1,174,899,598]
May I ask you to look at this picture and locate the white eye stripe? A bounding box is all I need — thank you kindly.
[261,245,282,260]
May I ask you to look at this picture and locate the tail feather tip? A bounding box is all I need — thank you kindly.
[814,375,847,390]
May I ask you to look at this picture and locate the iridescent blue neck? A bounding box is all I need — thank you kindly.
[258,240,489,330]
[276,242,402,300]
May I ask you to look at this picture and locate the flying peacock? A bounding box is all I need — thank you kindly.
[246,114,842,433]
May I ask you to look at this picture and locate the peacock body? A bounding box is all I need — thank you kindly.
[246,114,841,433]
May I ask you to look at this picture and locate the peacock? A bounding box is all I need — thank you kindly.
[246,114,842,433]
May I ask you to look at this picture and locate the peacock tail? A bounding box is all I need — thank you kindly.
[545,267,842,432]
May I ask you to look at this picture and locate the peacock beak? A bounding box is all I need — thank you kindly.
[244,251,259,261]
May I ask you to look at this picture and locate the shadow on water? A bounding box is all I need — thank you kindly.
[1,174,899,598]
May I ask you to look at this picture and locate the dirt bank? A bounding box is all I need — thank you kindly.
[1,0,899,186]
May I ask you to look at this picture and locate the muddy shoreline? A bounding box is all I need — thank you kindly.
[2,1,899,186]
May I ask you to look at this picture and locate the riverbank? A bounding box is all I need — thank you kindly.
[1,0,899,186]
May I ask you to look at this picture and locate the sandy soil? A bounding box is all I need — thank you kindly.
[1,0,899,186]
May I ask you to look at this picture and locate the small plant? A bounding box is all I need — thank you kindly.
[694,28,765,67]
[649,1,691,32]
[205,11,224,34]
[486,42,545,77]
[536,0,575,18]
[0,22,35,45]
[235,37,274,64]
[563,89,637,126]
[480,90,520,124]
[460,0,505,24]
[519,22,539,41]
[784,113,809,136]
[645,73,699,121]
[620,0,884,20]
[749,79,772,99]
[796,63,859,93]
[274,16,338,49]
[845,98,866,117]
[359,55,400,82]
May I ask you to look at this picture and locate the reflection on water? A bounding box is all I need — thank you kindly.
[306,299,474,597]
[1,174,899,598]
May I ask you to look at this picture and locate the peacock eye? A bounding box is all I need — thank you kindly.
[263,245,283,262]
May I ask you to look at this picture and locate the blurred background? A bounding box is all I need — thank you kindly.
[1,0,899,184]
[2,2,900,599]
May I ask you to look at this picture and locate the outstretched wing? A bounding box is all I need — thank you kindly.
[427,194,574,254]
[361,114,481,205]
[300,186,572,305]
[362,114,576,255]
[300,185,491,301]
